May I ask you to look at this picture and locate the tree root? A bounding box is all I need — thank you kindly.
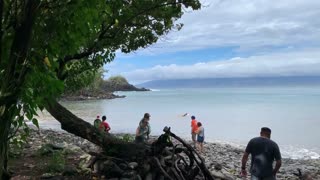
[88,126,214,180]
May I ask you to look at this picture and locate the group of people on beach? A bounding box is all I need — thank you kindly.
[134,113,205,153]
[189,116,282,180]
[94,113,282,180]
[134,114,282,180]
[93,115,111,133]
[190,115,205,153]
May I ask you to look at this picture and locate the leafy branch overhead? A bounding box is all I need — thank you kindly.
[32,0,201,80]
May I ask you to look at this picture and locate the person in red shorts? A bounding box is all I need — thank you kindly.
[100,115,111,133]
[196,122,205,153]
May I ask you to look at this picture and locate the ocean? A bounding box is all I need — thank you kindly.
[37,86,320,159]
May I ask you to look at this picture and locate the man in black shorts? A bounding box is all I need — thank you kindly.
[241,127,282,180]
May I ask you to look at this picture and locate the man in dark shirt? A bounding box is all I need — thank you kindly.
[241,127,282,180]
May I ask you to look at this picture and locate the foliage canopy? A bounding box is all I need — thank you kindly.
[0,0,201,177]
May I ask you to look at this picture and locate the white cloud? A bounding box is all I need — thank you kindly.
[133,0,320,54]
[123,49,320,83]
[111,0,320,83]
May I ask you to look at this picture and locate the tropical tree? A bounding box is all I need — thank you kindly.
[108,76,129,86]
[0,0,201,178]
[102,75,131,91]
[64,67,105,95]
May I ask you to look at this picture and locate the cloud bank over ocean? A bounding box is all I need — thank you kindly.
[123,49,320,83]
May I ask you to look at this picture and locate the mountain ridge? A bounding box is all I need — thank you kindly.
[137,76,320,88]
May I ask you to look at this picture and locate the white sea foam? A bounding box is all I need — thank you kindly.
[281,146,320,159]
[205,138,320,160]
[150,89,160,91]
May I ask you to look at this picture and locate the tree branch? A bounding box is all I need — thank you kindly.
[39,0,69,10]
[56,1,187,79]
[2,0,17,34]
[7,0,39,82]
[61,1,180,63]
[0,0,3,64]
[61,20,116,64]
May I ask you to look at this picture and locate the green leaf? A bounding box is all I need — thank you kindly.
[26,112,33,120]
[32,118,40,129]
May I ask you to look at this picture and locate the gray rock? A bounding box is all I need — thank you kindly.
[93,160,105,173]
[141,163,151,174]
[102,160,124,177]
[62,165,78,176]
[211,170,226,179]
[23,163,35,169]
[133,175,142,180]
[118,163,128,170]
[50,143,64,150]
[145,172,153,180]
[214,164,222,170]
[121,170,137,178]
[128,162,139,169]
[40,173,63,180]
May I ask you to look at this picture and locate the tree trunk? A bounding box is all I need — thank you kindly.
[0,104,17,180]
[45,100,147,159]
[0,1,39,178]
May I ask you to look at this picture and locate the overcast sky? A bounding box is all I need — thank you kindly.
[105,0,320,84]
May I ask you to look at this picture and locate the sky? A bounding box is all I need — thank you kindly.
[104,0,320,84]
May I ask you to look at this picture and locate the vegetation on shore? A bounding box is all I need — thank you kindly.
[62,74,149,101]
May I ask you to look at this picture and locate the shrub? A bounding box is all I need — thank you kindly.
[46,151,66,173]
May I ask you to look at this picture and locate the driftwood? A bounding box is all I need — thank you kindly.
[88,126,214,180]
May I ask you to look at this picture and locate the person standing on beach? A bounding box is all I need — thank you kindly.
[191,115,198,147]
[93,115,101,129]
[196,122,205,153]
[100,115,111,133]
[241,127,282,180]
[135,113,151,143]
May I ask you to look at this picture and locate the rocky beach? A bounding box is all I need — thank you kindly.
[8,129,320,180]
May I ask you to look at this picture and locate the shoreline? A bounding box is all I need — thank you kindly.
[32,120,320,160]
[60,92,126,101]
[9,129,320,179]
[60,87,150,101]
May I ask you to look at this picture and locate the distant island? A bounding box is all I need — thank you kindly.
[62,76,149,101]
[138,76,320,88]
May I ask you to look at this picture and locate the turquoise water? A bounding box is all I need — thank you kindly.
[37,86,320,159]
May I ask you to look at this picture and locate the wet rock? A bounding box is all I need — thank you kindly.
[40,173,63,180]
